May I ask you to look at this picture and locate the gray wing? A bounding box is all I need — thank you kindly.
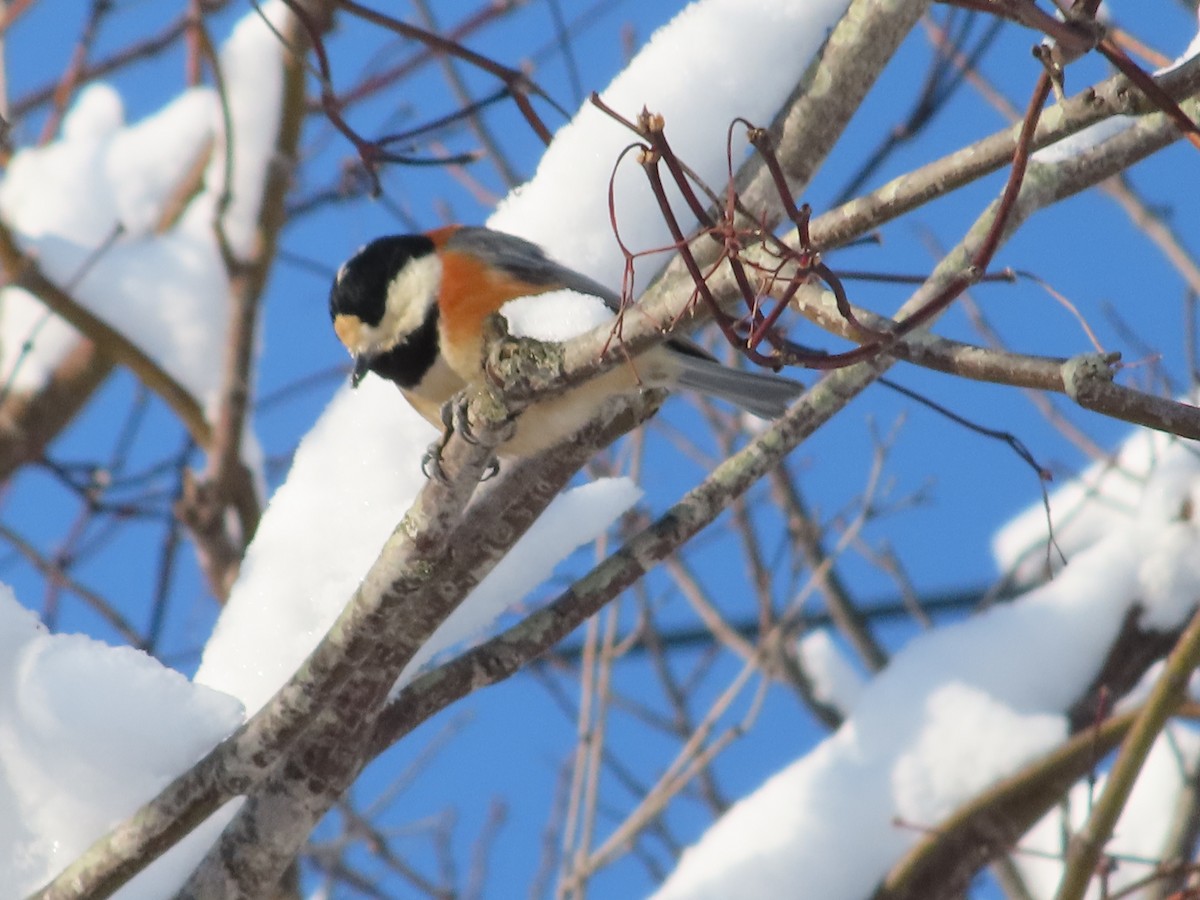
[444,226,623,309]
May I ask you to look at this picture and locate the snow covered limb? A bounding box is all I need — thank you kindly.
[32,400,507,898]
[175,415,506,896]
[543,54,1200,396]
[507,69,1194,467]
[878,705,1141,899]
[539,0,936,397]
[600,93,1200,444]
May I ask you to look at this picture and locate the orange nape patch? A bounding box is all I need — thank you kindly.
[437,249,557,374]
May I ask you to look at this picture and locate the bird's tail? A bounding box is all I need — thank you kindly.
[670,353,804,420]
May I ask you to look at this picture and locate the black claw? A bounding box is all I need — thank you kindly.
[423,395,475,482]
[439,399,456,432]
[453,398,482,446]
[420,446,450,484]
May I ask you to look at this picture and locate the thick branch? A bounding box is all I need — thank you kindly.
[33,390,503,900]
[174,396,655,897]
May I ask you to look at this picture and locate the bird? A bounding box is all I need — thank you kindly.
[328,225,804,457]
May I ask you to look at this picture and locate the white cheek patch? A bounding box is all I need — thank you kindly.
[379,252,442,348]
[348,252,443,356]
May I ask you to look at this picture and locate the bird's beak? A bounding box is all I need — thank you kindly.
[351,354,372,388]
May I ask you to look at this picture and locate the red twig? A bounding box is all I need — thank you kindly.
[589,53,1056,376]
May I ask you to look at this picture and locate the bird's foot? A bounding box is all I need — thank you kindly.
[421,395,507,481]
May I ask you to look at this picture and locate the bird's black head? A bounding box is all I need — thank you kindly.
[328,234,436,327]
[330,234,442,389]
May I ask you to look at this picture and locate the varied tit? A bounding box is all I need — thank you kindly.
[328,225,804,456]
